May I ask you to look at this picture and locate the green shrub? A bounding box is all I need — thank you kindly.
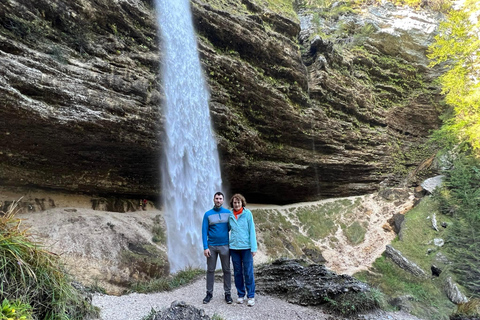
[451,298,480,318]
[322,289,383,315]
[435,155,480,219]
[211,314,226,320]
[0,200,97,320]
[433,155,480,296]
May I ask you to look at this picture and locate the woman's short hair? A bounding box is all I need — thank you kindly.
[230,193,247,208]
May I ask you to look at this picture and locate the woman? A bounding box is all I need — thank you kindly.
[229,193,257,307]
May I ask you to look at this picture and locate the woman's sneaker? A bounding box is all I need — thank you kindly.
[237,297,244,304]
[247,298,255,307]
[225,293,233,304]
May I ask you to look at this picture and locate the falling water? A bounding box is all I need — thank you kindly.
[156,0,224,273]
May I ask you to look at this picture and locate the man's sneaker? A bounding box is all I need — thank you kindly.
[203,292,213,304]
[247,298,255,307]
[225,293,233,304]
[237,297,244,304]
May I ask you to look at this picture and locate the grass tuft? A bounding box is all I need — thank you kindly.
[343,220,367,245]
[322,288,383,315]
[452,298,480,318]
[129,267,204,293]
[0,199,97,320]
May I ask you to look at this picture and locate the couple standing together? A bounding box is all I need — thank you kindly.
[201,192,257,307]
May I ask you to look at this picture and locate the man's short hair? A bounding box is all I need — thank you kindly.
[214,191,224,199]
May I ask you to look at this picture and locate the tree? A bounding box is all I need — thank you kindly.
[428,0,480,152]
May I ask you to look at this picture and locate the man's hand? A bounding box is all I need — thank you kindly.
[252,252,256,257]
[204,249,211,257]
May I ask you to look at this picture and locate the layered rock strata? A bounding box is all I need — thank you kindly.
[0,0,442,203]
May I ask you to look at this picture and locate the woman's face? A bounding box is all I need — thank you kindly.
[232,198,242,211]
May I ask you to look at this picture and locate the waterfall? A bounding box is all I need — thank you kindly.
[156,0,224,273]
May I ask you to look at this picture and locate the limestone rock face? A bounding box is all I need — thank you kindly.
[22,207,169,295]
[0,0,162,198]
[0,0,442,203]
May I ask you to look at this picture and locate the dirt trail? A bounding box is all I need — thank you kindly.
[92,276,423,320]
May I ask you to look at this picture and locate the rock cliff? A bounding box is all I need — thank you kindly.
[0,0,442,203]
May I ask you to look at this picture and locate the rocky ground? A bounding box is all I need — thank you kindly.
[92,276,424,320]
[1,187,425,319]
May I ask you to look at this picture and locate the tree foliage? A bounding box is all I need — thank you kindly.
[300,0,452,12]
[428,0,480,152]
[434,155,480,296]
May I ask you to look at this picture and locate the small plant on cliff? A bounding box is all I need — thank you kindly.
[0,200,97,320]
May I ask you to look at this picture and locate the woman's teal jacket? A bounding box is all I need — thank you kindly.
[229,207,257,252]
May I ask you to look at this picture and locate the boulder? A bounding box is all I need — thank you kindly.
[387,213,405,234]
[152,301,210,320]
[255,258,371,306]
[421,175,445,194]
[445,277,468,305]
[389,295,415,313]
[432,213,439,231]
[431,265,442,277]
[384,245,427,278]
[433,238,445,247]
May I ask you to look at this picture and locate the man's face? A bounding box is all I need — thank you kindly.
[214,194,224,207]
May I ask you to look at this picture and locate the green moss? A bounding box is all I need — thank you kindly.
[343,220,366,245]
[198,0,251,15]
[263,0,297,20]
[120,243,168,279]
[389,141,437,179]
[295,199,360,241]
[253,208,319,260]
[322,289,383,316]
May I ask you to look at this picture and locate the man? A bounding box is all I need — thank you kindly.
[201,192,232,304]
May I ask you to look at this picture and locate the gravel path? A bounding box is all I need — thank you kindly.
[92,277,424,320]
